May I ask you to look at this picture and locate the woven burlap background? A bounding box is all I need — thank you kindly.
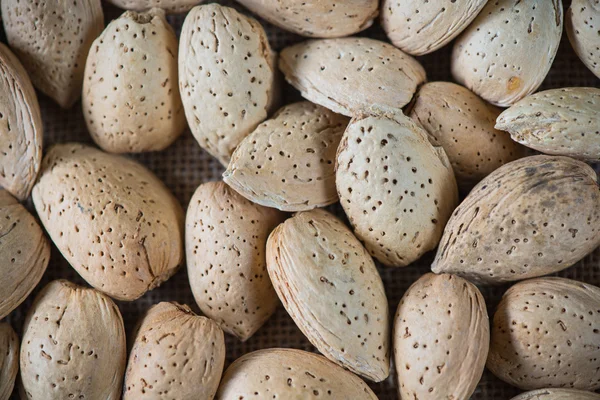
[2,1,599,398]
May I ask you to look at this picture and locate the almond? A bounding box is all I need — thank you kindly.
[106,0,201,13]
[488,277,600,391]
[0,43,43,201]
[336,109,458,267]
[266,209,389,381]
[0,189,50,320]
[451,0,563,107]
[179,4,278,165]
[567,0,600,79]
[224,101,348,211]
[83,8,186,153]
[409,81,525,189]
[495,87,600,161]
[19,280,126,400]
[279,37,426,117]
[123,302,226,400]
[432,155,600,284]
[235,0,378,38]
[0,323,18,400]
[186,181,285,341]
[511,389,600,400]
[382,0,487,55]
[394,273,489,400]
[1,0,103,108]
[32,143,184,301]
[216,348,378,399]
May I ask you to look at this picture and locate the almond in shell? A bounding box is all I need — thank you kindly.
[0,323,18,400]
[106,0,202,13]
[511,389,600,400]
[566,0,600,79]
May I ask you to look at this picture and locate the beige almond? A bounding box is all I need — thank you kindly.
[186,181,285,341]
[566,0,600,79]
[83,8,186,153]
[0,323,18,400]
[32,143,183,301]
[0,43,43,201]
[216,348,378,399]
[432,155,600,284]
[279,37,426,117]
[2,0,103,108]
[488,277,600,391]
[0,189,50,320]
[179,4,278,165]
[20,280,126,400]
[235,0,378,38]
[336,108,458,267]
[124,302,226,400]
[495,87,600,161]
[511,389,600,400]
[409,81,525,189]
[224,101,348,211]
[106,0,202,13]
[267,209,389,382]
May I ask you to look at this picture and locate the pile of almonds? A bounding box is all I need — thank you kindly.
[0,0,599,399]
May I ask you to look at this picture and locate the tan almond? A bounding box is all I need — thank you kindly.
[432,155,600,284]
[106,0,202,13]
[32,143,183,301]
[0,323,18,400]
[186,181,285,341]
[566,0,600,79]
[511,389,600,400]
[279,37,426,117]
[124,302,225,400]
[224,101,348,211]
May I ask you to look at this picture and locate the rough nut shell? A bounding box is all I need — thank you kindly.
[279,37,426,117]
[382,0,487,56]
[393,273,489,400]
[224,101,348,211]
[0,323,18,400]
[336,109,458,267]
[235,0,378,38]
[488,277,600,391]
[511,389,600,400]
[19,280,126,400]
[215,348,378,399]
[566,0,600,79]
[409,81,525,189]
[105,0,202,13]
[32,143,184,301]
[83,8,186,153]
[1,0,104,109]
[451,0,563,107]
[186,181,285,341]
[179,4,278,165]
[266,209,390,381]
[495,87,600,161]
[432,155,600,284]
[0,43,43,201]
[0,189,50,320]
[124,302,226,400]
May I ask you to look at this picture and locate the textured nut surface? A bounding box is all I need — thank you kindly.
[567,0,600,79]
[0,190,50,320]
[32,143,184,301]
[106,0,202,13]
[124,302,226,400]
[179,4,278,165]
[216,348,378,399]
[186,181,285,341]
[83,8,185,153]
[511,389,600,400]
[336,109,458,267]
[20,280,126,400]
[267,209,390,381]
[0,43,43,201]
[394,273,489,400]
[1,0,103,109]
[279,38,426,116]
[432,155,600,284]
[235,0,378,38]
[0,323,18,400]
[224,101,348,211]
[488,277,600,391]
[495,87,600,161]
[382,0,487,55]
[410,81,525,189]
[452,0,563,107]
